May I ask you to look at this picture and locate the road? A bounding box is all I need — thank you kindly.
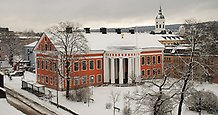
[5,87,58,115]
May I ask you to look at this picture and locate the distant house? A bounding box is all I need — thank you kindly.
[21,41,38,70]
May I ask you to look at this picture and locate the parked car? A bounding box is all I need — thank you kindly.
[9,71,24,76]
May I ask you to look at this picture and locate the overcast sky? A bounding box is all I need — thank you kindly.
[0,0,218,32]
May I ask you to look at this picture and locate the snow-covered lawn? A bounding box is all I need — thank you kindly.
[5,71,216,115]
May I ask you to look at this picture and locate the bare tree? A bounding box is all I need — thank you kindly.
[110,90,120,115]
[47,21,89,98]
[177,19,217,115]
[0,30,22,66]
[125,75,178,115]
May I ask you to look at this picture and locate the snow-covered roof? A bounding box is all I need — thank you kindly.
[42,32,165,52]
[84,33,164,51]
[25,41,38,47]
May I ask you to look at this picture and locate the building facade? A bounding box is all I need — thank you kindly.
[34,33,164,90]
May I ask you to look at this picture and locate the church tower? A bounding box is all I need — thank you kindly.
[154,6,166,34]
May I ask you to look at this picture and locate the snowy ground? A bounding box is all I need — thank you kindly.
[0,99,24,115]
[5,71,216,115]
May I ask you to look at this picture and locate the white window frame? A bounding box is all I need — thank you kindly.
[82,60,87,71]
[74,76,80,86]
[89,60,94,70]
[82,76,87,84]
[96,59,102,70]
[45,76,49,84]
[74,61,79,72]
[97,74,102,82]
[89,75,95,84]
[50,77,53,85]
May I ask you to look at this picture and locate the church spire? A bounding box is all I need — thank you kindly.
[159,6,162,15]
[154,5,166,34]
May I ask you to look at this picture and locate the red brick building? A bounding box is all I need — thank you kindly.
[34,33,165,90]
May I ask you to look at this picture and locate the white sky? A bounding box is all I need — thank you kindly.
[0,0,218,32]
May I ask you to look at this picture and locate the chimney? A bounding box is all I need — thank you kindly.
[129,29,135,34]
[84,28,90,34]
[100,27,107,34]
[115,28,121,34]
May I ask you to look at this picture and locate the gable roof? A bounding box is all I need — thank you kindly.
[34,32,167,53]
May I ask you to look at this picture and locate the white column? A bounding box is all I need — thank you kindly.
[137,56,141,82]
[135,56,141,82]
[111,58,115,84]
[128,58,132,84]
[135,56,139,82]
[104,57,109,83]
[119,58,123,84]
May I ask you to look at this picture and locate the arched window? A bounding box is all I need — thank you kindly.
[156,25,158,28]
[159,24,161,28]
[45,44,48,51]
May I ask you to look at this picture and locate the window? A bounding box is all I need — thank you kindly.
[159,24,161,28]
[157,69,161,75]
[41,60,44,69]
[141,56,145,65]
[45,76,48,84]
[82,60,87,70]
[163,25,165,28]
[50,61,53,71]
[50,44,52,51]
[97,74,102,82]
[54,62,57,71]
[37,75,40,82]
[141,70,145,76]
[37,60,40,69]
[42,76,45,83]
[45,61,48,70]
[153,69,156,75]
[45,44,48,51]
[89,75,94,84]
[89,60,94,70]
[45,37,47,41]
[97,60,102,69]
[158,56,161,64]
[74,77,79,86]
[50,77,53,85]
[82,76,87,84]
[54,78,58,86]
[156,24,158,28]
[74,62,79,71]
[40,44,44,51]
[153,56,156,64]
[147,69,150,76]
[147,56,150,65]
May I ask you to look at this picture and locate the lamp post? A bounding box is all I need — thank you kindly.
[56,74,59,108]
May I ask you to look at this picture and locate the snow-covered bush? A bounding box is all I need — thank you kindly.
[68,87,90,102]
[123,105,131,115]
[186,89,218,114]
[105,103,112,109]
